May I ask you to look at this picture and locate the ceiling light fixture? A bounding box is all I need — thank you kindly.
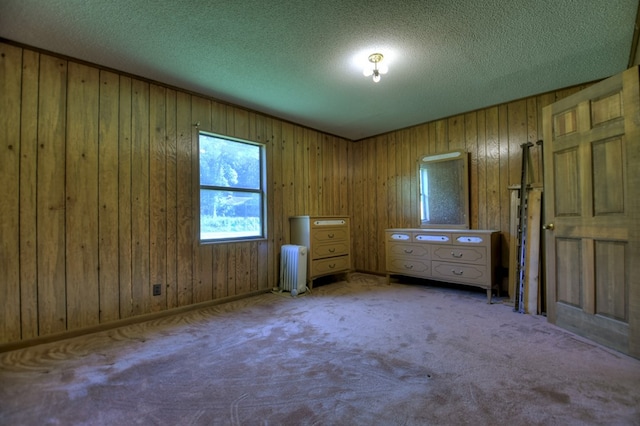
[363,53,388,83]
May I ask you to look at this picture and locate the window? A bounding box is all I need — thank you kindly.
[199,131,266,242]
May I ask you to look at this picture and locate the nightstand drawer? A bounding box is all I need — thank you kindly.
[312,241,349,259]
[311,255,350,276]
[312,227,349,243]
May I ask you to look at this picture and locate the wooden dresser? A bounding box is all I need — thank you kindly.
[290,216,351,288]
[386,228,500,303]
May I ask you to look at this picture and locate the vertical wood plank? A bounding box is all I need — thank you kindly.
[465,112,479,230]
[176,91,193,306]
[192,96,212,303]
[387,134,397,227]
[308,130,320,216]
[98,70,120,323]
[149,84,167,312]
[37,55,68,335]
[375,136,388,271]
[281,122,294,239]
[65,62,100,330]
[0,43,22,342]
[322,134,334,214]
[165,88,178,309]
[19,48,40,339]
[235,243,251,295]
[485,106,501,230]
[130,78,150,315]
[118,76,133,318]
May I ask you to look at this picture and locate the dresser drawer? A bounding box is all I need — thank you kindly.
[432,246,486,264]
[312,227,349,243]
[388,243,429,259]
[311,255,350,276]
[454,234,490,248]
[431,261,489,287]
[413,232,452,244]
[387,257,430,275]
[312,241,349,259]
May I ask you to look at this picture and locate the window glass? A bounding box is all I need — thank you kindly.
[199,132,265,242]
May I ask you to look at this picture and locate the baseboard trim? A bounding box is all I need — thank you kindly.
[0,288,271,354]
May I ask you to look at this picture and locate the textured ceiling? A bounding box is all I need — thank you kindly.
[1,0,637,140]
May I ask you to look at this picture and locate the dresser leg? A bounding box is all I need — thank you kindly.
[486,289,492,304]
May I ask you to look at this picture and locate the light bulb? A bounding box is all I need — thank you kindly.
[363,68,373,77]
[378,64,388,74]
[373,73,381,83]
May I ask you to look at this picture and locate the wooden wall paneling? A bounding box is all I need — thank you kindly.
[149,84,167,312]
[386,134,397,227]
[504,100,528,283]
[19,48,40,340]
[526,97,541,183]
[175,91,193,307]
[233,107,249,139]
[210,102,228,299]
[0,43,22,343]
[251,112,269,291]
[485,106,501,230]
[37,54,68,336]
[350,141,364,270]
[409,128,419,228]
[507,100,528,187]
[497,104,511,284]
[130,79,151,315]
[321,134,334,214]
[365,137,377,271]
[435,119,448,153]
[65,62,100,330]
[269,119,283,252]
[307,129,320,216]
[118,76,134,318]
[331,136,340,214]
[476,109,488,229]
[415,124,428,156]
[212,243,228,299]
[227,242,237,296]
[165,88,178,309]
[97,70,121,323]
[191,96,212,303]
[465,112,479,230]
[294,127,307,216]
[281,122,294,240]
[260,114,274,290]
[401,129,413,227]
[375,136,388,271]
[235,242,251,295]
[338,139,349,215]
[448,115,465,151]
[394,131,404,228]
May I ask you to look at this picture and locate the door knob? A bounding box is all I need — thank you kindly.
[542,223,555,230]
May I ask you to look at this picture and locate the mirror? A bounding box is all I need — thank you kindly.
[418,150,470,229]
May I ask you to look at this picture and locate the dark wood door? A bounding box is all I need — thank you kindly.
[542,66,640,358]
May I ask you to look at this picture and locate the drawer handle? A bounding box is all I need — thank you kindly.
[404,249,414,254]
[452,269,464,275]
[328,233,335,238]
[451,251,463,258]
[328,263,336,269]
[404,264,414,269]
[329,248,335,253]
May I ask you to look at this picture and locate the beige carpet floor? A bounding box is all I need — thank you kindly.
[1,273,639,425]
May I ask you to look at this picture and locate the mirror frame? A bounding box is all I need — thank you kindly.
[417,150,470,229]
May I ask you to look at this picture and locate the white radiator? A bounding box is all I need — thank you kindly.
[280,245,308,295]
